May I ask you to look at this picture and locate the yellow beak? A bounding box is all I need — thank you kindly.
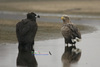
[61,16,65,20]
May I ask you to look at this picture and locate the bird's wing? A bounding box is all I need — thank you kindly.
[67,24,81,39]
[16,20,30,36]
[61,25,71,39]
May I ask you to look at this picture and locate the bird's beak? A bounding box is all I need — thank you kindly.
[36,15,40,18]
[61,16,65,20]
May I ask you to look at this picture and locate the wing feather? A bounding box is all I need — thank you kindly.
[66,23,81,39]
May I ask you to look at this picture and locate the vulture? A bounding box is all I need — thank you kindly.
[61,15,81,47]
[16,12,40,52]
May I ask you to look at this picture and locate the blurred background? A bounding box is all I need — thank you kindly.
[0,0,99,43]
[0,0,100,67]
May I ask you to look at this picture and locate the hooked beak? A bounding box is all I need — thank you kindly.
[61,16,65,20]
[36,15,40,18]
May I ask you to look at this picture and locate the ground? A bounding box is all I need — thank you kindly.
[0,0,100,67]
[0,19,100,67]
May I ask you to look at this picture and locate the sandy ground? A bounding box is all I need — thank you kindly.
[0,18,100,67]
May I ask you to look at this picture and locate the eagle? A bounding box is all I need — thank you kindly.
[61,46,81,67]
[16,12,40,52]
[61,15,81,47]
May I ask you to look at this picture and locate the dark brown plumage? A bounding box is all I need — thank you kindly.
[16,12,40,52]
[61,15,81,47]
[17,51,38,67]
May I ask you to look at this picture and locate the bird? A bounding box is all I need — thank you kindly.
[61,46,81,67]
[61,15,81,47]
[16,12,40,52]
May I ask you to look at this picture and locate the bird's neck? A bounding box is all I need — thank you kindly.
[63,20,71,24]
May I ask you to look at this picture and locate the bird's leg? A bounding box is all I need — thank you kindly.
[72,44,74,46]
[65,44,68,47]
[73,44,76,49]
[67,44,68,47]
[72,44,76,46]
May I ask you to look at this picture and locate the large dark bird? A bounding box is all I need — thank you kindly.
[16,12,40,52]
[61,15,81,47]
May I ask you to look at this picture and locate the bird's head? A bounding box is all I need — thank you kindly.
[27,12,40,21]
[61,15,70,24]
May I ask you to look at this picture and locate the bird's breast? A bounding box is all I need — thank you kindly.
[61,26,70,33]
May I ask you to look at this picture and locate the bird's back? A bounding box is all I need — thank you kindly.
[16,19,38,43]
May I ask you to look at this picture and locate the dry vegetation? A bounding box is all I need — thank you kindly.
[0,1,100,15]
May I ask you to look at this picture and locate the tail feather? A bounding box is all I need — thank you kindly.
[71,37,81,43]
